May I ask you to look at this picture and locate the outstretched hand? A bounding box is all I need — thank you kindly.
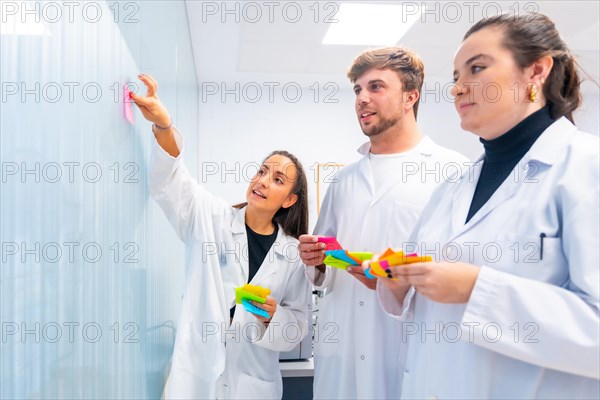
[131,74,179,157]
[130,74,171,128]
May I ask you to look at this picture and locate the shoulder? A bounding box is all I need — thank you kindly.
[569,129,599,157]
[319,157,366,197]
[548,118,598,171]
[422,136,470,164]
[562,128,599,182]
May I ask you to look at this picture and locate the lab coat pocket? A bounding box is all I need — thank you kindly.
[235,373,280,400]
[496,233,566,284]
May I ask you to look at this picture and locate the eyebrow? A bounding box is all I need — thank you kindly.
[353,79,386,91]
[261,163,291,181]
[453,54,493,76]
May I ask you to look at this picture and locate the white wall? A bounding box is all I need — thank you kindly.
[195,77,599,231]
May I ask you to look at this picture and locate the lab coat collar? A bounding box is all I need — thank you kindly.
[356,136,436,157]
[526,117,575,166]
[356,136,437,205]
[448,117,574,238]
[466,117,575,170]
[231,206,297,257]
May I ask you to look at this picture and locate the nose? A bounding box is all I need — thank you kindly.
[356,90,370,106]
[257,172,269,187]
[451,79,466,99]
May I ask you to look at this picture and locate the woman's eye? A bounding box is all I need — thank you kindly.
[257,169,265,176]
[275,178,283,184]
[371,83,382,90]
[471,65,484,74]
[354,88,361,95]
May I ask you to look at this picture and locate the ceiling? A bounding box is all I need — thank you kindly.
[186,1,600,86]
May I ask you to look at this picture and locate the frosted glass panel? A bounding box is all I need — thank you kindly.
[1,1,198,398]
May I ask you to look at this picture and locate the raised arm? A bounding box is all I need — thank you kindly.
[131,74,179,157]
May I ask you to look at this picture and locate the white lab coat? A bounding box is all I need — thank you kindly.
[149,131,310,400]
[378,117,600,399]
[306,137,468,399]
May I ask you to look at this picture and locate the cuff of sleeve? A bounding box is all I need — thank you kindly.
[151,127,184,161]
[376,281,414,320]
[461,266,498,331]
[305,265,327,288]
[255,308,305,351]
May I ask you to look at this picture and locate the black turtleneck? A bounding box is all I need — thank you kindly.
[466,106,554,223]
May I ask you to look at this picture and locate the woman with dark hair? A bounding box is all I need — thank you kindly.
[370,13,599,399]
[131,74,310,399]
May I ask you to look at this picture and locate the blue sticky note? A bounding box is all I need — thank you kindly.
[242,298,270,318]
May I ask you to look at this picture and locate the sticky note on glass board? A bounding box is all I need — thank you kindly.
[123,85,134,125]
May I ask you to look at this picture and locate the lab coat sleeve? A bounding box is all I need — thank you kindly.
[376,282,415,321]
[148,129,229,243]
[255,262,310,352]
[462,187,600,380]
[304,178,338,289]
[375,185,440,321]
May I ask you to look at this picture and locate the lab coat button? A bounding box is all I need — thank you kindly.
[404,368,409,374]
[359,301,364,306]
[360,355,365,360]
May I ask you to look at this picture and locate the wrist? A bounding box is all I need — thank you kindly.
[154,117,173,130]
[152,124,174,139]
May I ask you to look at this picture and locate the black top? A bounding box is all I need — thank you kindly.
[245,223,278,283]
[230,223,278,319]
[466,106,554,223]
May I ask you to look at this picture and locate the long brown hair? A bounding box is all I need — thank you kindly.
[234,150,308,239]
[464,13,582,123]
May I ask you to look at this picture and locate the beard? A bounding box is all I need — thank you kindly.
[360,115,400,137]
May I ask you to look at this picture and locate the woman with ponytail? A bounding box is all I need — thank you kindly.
[131,74,310,399]
[371,13,599,399]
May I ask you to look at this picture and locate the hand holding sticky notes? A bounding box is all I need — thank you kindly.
[320,237,431,280]
[366,248,432,280]
[235,284,271,319]
[318,236,343,251]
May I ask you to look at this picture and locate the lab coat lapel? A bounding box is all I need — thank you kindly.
[450,158,483,236]
[448,117,572,241]
[251,226,288,285]
[356,142,403,208]
[231,207,249,282]
[356,154,375,201]
[459,164,521,233]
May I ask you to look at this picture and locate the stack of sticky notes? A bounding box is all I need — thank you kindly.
[365,248,432,279]
[235,284,270,318]
[318,236,344,251]
[320,236,374,270]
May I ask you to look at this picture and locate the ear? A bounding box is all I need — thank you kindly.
[281,193,298,209]
[527,55,553,82]
[403,89,420,112]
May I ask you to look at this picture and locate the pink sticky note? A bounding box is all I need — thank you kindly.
[123,85,134,125]
[318,236,343,251]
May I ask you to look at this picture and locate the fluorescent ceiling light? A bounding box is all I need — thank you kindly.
[323,3,421,46]
[1,18,51,36]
